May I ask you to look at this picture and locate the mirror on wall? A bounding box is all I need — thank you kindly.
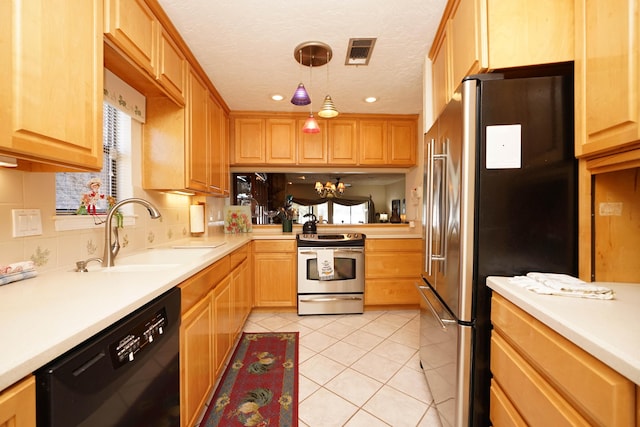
[232,172,406,225]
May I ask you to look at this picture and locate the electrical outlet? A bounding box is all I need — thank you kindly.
[12,209,43,237]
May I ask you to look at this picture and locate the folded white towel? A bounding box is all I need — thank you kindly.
[0,261,35,277]
[0,270,38,286]
[509,273,614,300]
[316,249,335,281]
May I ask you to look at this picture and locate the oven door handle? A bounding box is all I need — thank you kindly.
[299,249,363,255]
[299,296,363,303]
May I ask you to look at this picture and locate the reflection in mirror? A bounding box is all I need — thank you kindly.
[232,172,406,225]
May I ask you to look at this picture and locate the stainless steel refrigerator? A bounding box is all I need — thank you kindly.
[417,71,578,426]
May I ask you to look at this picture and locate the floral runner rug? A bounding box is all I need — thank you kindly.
[201,332,299,426]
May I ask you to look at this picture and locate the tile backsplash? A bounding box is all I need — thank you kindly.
[0,168,226,273]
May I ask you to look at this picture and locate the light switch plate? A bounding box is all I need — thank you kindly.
[12,209,43,237]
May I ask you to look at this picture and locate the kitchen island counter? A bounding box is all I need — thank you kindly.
[487,276,640,385]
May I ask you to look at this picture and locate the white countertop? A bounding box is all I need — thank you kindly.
[487,276,640,385]
[0,234,252,391]
[0,230,421,391]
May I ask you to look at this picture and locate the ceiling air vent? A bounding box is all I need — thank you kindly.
[345,38,376,66]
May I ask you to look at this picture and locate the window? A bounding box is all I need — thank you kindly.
[292,201,369,224]
[56,104,131,214]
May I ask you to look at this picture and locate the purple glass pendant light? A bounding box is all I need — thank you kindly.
[291,83,311,106]
[290,42,332,107]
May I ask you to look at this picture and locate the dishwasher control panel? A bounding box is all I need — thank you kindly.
[109,307,168,368]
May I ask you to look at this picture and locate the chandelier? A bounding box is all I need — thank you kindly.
[315,179,346,198]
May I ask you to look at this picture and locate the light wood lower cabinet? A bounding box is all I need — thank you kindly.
[179,243,251,427]
[364,238,422,306]
[490,293,636,426]
[0,375,35,427]
[180,290,214,427]
[253,240,297,308]
[212,275,232,379]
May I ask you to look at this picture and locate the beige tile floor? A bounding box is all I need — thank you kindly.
[198,310,443,427]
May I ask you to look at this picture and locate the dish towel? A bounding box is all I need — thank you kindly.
[0,261,37,286]
[509,272,614,300]
[316,249,335,281]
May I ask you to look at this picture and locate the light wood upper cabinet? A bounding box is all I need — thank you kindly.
[187,71,209,193]
[431,23,451,116]
[389,120,417,165]
[231,114,417,167]
[208,94,226,195]
[574,0,640,158]
[0,0,103,170]
[359,120,388,164]
[104,0,186,105]
[143,69,229,196]
[0,375,35,427]
[104,0,157,76]
[266,118,297,164]
[431,0,574,111]
[297,119,328,164]
[233,118,266,164]
[158,27,186,104]
[328,119,359,165]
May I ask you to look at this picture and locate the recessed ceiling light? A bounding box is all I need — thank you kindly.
[271,94,284,101]
[364,96,377,103]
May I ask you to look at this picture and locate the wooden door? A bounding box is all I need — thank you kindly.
[297,119,328,164]
[575,0,640,157]
[359,120,387,165]
[233,118,265,164]
[158,28,186,105]
[187,71,209,193]
[328,119,358,165]
[208,95,224,194]
[0,0,103,170]
[253,253,296,307]
[431,29,450,116]
[266,118,297,164]
[213,276,232,378]
[388,120,416,166]
[0,376,35,427]
[180,294,214,427]
[104,0,157,76]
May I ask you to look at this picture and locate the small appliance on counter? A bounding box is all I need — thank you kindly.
[302,213,317,234]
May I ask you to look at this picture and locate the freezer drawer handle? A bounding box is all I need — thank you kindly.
[415,284,456,329]
[299,296,362,303]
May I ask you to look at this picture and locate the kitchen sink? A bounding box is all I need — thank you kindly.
[99,264,182,273]
[79,247,215,272]
[115,247,215,265]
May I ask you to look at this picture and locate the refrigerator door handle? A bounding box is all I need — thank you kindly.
[425,137,435,276]
[432,142,448,264]
[415,283,456,329]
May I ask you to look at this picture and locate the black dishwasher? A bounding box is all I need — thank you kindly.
[35,287,181,427]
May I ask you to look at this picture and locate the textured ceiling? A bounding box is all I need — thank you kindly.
[156,0,447,115]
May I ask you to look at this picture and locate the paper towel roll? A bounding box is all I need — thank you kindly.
[190,204,205,234]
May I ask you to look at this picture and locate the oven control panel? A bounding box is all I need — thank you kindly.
[296,233,366,247]
[109,307,168,368]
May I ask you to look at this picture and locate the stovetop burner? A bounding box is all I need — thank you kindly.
[296,233,366,247]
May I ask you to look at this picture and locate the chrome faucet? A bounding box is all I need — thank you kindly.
[102,198,162,267]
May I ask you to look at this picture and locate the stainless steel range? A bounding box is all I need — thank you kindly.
[296,233,365,315]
